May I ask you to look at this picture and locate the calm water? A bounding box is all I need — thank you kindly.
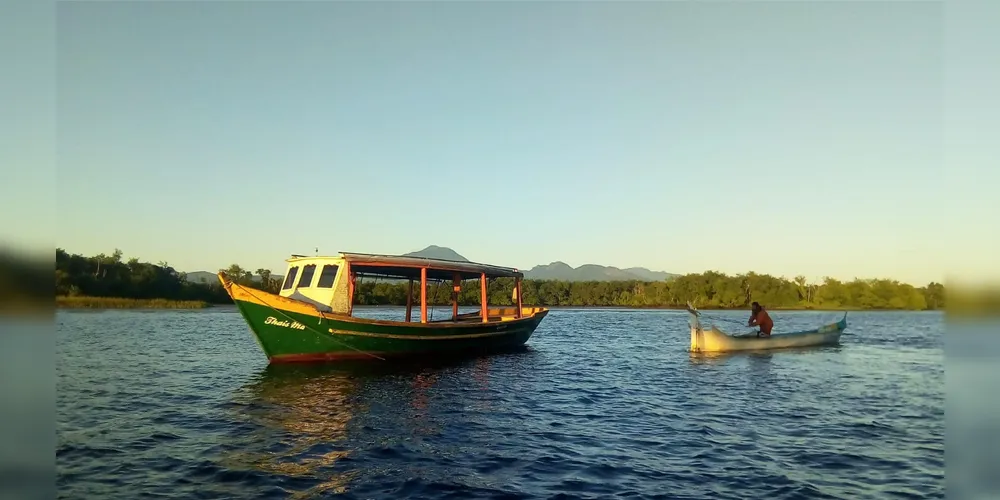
[57,307,943,499]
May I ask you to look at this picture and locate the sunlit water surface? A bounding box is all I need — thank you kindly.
[57,307,943,499]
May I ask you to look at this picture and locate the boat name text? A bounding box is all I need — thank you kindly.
[265,316,306,330]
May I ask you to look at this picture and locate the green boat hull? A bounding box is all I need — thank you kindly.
[232,298,547,363]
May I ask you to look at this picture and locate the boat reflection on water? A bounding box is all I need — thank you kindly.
[220,351,517,498]
[688,346,845,391]
[688,351,774,365]
[473,355,491,391]
[221,363,364,497]
[400,352,500,432]
[409,369,438,437]
[688,344,843,365]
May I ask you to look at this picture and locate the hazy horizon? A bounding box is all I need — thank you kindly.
[42,1,971,286]
[61,245,942,287]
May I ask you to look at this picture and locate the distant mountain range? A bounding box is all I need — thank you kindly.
[522,261,678,282]
[402,245,470,262]
[183,246,676,283]
[400,246,678,281]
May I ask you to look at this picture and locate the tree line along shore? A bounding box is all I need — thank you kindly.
[55,249,947,311]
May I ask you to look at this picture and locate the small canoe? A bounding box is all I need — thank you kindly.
[687,303,848,353]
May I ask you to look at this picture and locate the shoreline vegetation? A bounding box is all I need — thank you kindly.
[53,299,937,313]
[56,296,211,309]
[56,248,948,312]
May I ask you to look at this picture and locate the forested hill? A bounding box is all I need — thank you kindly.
[56,248,946,310]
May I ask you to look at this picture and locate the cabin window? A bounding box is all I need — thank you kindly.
[297,264,317,288]
[316,265,339,288]
[282,267,299,290]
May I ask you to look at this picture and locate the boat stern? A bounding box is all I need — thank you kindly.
[687,303,704,352]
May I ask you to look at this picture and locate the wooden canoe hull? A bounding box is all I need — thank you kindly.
[689,308,848,353]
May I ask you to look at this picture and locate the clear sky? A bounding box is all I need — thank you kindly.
[41,1,994,286]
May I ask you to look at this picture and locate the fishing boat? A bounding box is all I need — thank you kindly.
[687,303,847,353]
[218,252,549,363]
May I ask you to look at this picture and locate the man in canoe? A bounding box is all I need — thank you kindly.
[748,302,773,337]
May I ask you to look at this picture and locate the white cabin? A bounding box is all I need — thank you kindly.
[278,256,350,314]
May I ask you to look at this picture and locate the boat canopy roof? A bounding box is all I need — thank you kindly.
[288,252,523,281]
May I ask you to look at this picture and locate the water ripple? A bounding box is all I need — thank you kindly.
[57,308,943,499]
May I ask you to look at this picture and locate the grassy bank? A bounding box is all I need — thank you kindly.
[358,304,926,312]
[57,296,212,309]
[542,305,856,311]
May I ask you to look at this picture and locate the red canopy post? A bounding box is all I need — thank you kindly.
[480,273,488,323]
[452,273,461,320]
[515,277,523,318]
[420,268,428,323]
